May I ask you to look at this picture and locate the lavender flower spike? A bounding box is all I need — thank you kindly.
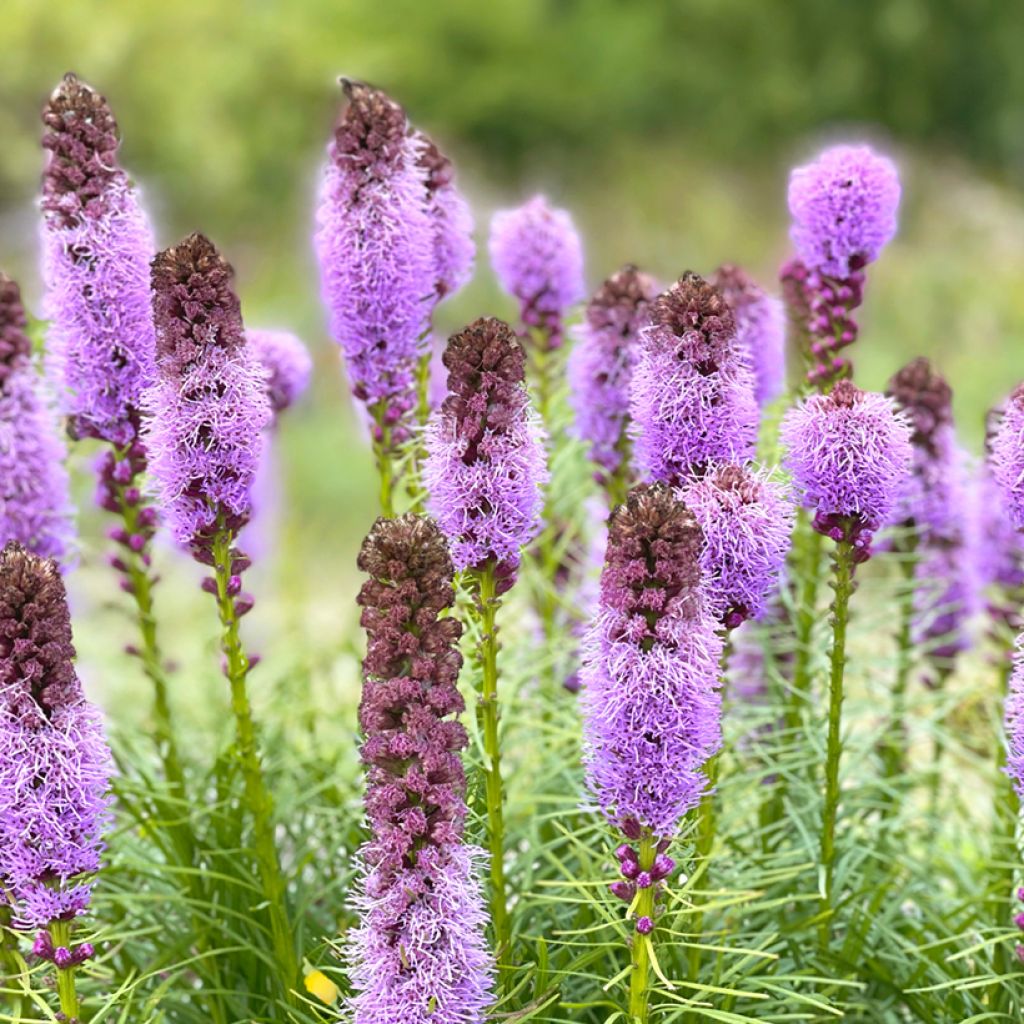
[40,73,157,447]
[568,265,658,497]
[781,379,912,557]
[143,234,271,558]
[631,272,759,485]
[314,80,434,445]
[992,384,1024,530]
[350,515,493,1024]
[248,329,313,423]
[489,195,584,349]
[424,317,548,589]
[0,543,112,934]
[0,275,73,562]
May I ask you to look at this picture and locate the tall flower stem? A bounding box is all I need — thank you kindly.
[371,403,396,518]
[471,562,511,971]
[407,338,434,514]
[629,830,658,1023]
[688,751,721,989]
[787,514,824,732]
[882,547,916,790]
[211,528,298,1001]
[819,538,855,948]
[48,920,80,1022]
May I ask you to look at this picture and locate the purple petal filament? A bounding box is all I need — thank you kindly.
[992,384,1024,531]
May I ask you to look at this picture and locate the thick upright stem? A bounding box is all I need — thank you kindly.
[882,547,916,789]
[786,516,824,733]
[370,402,397,518]
[819,538,855,947]
[629,831,658,1023]
[689,751,720,988]
[211,529,298,1001]
[48,920,79,1022]
[408,341,433,514]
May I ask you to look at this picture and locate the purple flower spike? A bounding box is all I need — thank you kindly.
[781,380,912,553]
[992,384,1024,530]
[247,329,312,421]
[581,486,723,838]
[0,544,113,928]
[40,74,157,447]
[788,144,900,278]
[142,234,271,559]
[1005,643,1024,799]
[424,317,548,588]
[681,464,794,629]
[568,264,659,487]
[489,195,585,349]
[0,275,74,562]
[711,265,786,407]
[631,272,759,485]
[350,516,493,1024]
[315,80,435,439]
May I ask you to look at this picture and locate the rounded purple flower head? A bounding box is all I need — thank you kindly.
[0,543,112,929]
[424,317,548,589]
[568,264,658,487]
[247,329,312,422]
[782,379,912,556]
[488,195,585,348]
[142,234,271,558]
[992,384,1024,531]
[682,464,794,629]
[40,73,157,447]
[788,144,901,277]
[631,272,759,484]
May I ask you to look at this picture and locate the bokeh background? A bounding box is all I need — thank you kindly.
[2,0,1024,706]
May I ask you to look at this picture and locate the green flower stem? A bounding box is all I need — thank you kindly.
[882,546,916,789]
[407,343,434,514]
[628,830,658,1023]
[786,514,824,733]
[819,537,855,948]
[48,919,79,1022]
[371,403,397,518]
[211,528,298,1002]
[688,750,721,989]
[472,563,512,973]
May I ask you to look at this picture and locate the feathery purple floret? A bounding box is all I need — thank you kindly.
[781,380,912,554]
[711,265,786,407]
[1005,641,1024,799]
[631,272,759,485]
[581,486,722,837]
[992,384,1024,530]
[489,195,584,348]
[350,515,492,1024]
[568,264,658,486]
[0,276,73,562]
[0,544,112,929]
[315,80,435,439]
[142,234,271,557]
[681,464,793,629]
[40,73,157,447]
[248,329,313,421]
[424,318,548,587]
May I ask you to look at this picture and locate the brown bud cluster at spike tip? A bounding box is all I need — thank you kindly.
[585,264,659,334]
[649,271,737,371]
[333,78,408,168]
[151,233,245,375]
[602,485,705,641]
[417,133,454,193]
[885,357,953,455]
[0,543,81,727]
[0,275,32,387]
[40,72,121,227]
[711,264,759,312]
[829,378,861,408]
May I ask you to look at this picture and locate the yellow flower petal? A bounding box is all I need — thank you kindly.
[304,969,339,1006]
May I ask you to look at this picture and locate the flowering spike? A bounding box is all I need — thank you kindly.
[1006,644,1024,799]
[992,384,1024,530]
[247,329,313,420]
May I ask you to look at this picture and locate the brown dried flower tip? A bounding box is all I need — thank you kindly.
[333,78,408,166]
[650,271,736,368]
[0,275,32,386]
[886,357,953,452]
[585,264,659,334]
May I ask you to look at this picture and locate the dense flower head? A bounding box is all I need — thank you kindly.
[568,264,658,482]
[488,195,585,348]
[315,79,435,435]
[781,380,913,553]
[711,264,786,406]
[631,272,759,483]
[41,73,158,447]
[1005,641,1024,799]
[424,317,548,585]
[0,544,112,927]
[681,465,794,628]
[991,384,1024,530]
[247,329,313,419]
[0,277,73,562]
[143,233,271,555]
[787,144,901,277]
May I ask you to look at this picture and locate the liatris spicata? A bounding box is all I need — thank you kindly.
[1005,643,1024,800]
[580,485,722,1020]
[350,514,493,1024]
[424,316,547,963]
[315,79,435,513]
[681,464,793,630]
[568,264,658,505]
[780,144,900,389]
[142,233,297,994]
[711,264,786,407]
[782,379,911,944]
[0,543,112,1020]
[992,384,1024,530]
[631,272,759,485]
[0,275,73,562]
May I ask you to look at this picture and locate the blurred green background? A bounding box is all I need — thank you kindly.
[2,0,1024,666]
